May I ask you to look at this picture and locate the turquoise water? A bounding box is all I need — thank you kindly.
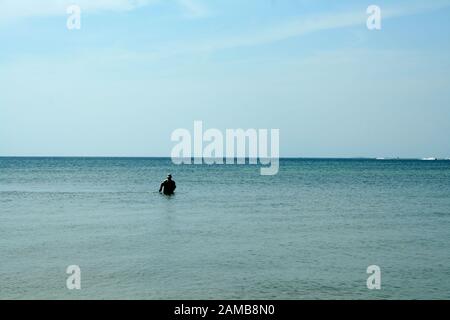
[1,157,450,299]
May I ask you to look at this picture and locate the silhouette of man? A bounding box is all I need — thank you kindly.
[159,174,176,195]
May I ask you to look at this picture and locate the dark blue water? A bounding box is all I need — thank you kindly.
[1,157,450,299]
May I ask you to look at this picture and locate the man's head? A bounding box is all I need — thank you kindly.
[167,174,172,180]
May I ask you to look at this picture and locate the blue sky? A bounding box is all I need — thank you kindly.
[1,0,450,157]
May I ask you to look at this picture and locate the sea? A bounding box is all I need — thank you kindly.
[1,157,449,299]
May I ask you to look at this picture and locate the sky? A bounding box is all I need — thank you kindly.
[1,0,450,158]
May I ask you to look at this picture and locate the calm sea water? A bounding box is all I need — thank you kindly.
[1,157,450,299]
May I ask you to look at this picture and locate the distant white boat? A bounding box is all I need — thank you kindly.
[422,157,437,161]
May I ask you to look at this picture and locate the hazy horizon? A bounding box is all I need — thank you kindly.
[0,155,448,160]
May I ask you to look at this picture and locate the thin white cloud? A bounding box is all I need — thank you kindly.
[151,0,450,56]
[33,0,447,64]
[0,0,156,20]
[177,0,209,19]
[0,0,211,21]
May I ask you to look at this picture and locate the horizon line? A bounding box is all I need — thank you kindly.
[1,156,449,160]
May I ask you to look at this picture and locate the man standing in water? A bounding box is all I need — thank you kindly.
[159,174,176,195]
